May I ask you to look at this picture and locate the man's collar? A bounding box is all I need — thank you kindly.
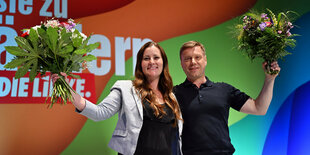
[183,76,213,87]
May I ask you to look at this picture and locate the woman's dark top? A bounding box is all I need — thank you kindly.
[133,100,177,155]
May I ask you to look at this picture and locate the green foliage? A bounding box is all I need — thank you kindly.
[4,19,99,107]
[235,9,298,74]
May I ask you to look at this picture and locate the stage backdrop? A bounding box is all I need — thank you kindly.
[1,0,309,154]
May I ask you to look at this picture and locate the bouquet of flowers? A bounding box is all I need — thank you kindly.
[4,18,99,107]
[235,9,298,74]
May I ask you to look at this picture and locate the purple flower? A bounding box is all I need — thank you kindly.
[261,13,267,19]
[259,22,267,31]
[60,22,73,31]
[68,20,76,28]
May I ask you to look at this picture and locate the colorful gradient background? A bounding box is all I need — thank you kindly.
[0,0,309,154]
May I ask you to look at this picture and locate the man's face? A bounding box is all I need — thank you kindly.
[180,46,207,81]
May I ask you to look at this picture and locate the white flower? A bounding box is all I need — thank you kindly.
[45,19,60,28]
[31,25,41,30]
[71,33,78,39]
[80,32,87,41]
[69,28,76,33]
[70,29,88,41]
[24,25,41,35]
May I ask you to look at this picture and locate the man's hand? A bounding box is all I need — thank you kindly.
[263,61,281,80]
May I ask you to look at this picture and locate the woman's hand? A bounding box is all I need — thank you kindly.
[51,72,86,111]
[51,72,69,85]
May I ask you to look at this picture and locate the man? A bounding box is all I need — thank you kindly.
[173,41,280,155]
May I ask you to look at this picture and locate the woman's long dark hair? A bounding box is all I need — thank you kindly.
[132,42,182,124]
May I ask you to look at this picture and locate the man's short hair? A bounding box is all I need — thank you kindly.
[179,41,206,59]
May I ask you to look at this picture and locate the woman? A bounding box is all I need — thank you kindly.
[52,42,183,155]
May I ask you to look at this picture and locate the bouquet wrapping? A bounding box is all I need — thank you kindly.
[4,19,99,107]
[235,9,298,74]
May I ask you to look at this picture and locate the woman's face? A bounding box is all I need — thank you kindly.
[141,45,163,82]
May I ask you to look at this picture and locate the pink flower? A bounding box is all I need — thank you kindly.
[265,21,272,27]
[61,21,75,31]
[287,32,292,36]
[278,30,282,34]
[61,22,71,30]
[288,22,293,27]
